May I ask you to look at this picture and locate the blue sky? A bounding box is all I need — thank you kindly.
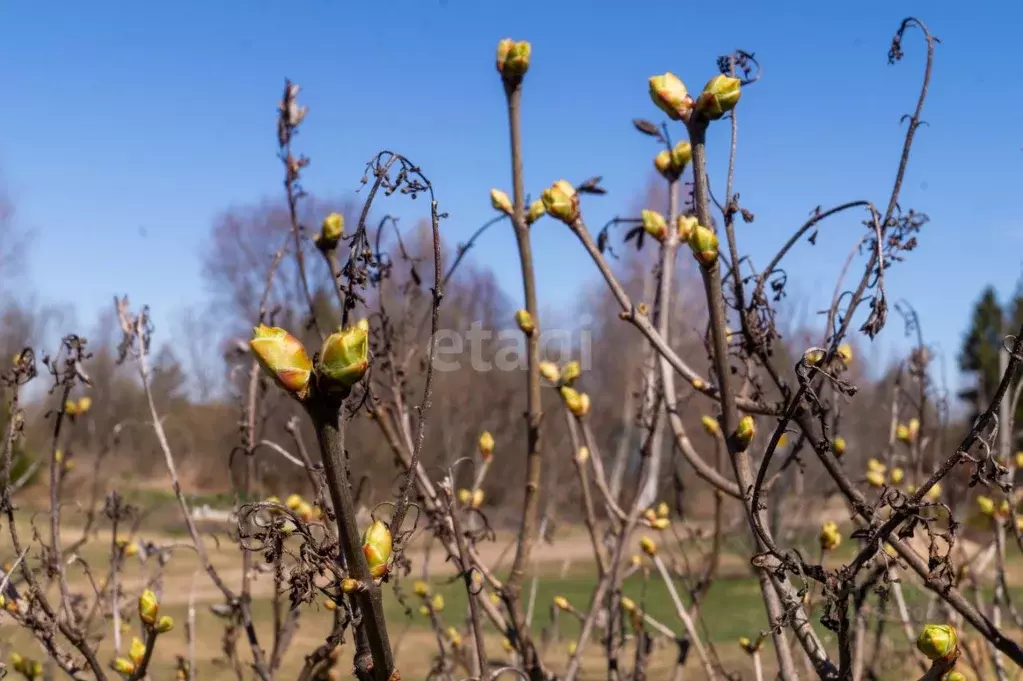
[1,0,1021,400]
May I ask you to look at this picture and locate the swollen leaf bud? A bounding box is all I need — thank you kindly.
[478,431,495,460]
[316,213,344,251]
[129,638,146,666]
[448,626,462,647]
[648,73,692,121]
[539,361,560,383]
[833,437,846,457]
[819,521,841,551]
[656,502,670,519]
[471,489,485,508]
[734,416,755,450]
[560,360,581,385]
[250,325,313,400]
[553,595,570,611]
[317,325,370,395]
[515,309,535,335]
[457,488,471,505]
[639,536,657,557]
[526,199,546,225]
[701,415,721,436]
[413,581,430,598]
[676,216,698,242]
[64,400,77,415]
[889,467,904,485]
[541,180,579,224]
[866,470,886,488]
[641,209,668,243]
[77,396,92,414]
[688,225,719,266]
[362,520,392,579]
[490,189,513,217]
[496,39,531,81]
[575,446,589,464]
[671,140,692,168]
[113,658,136,676]
[138,589,159,625]
[341,578,359,593]
[431,594,445,612]
[837,343,853,365]
[654,150,673,179]
[978,495,995,517]
[694,75,742,121]
[285,494,303,510]
[942,672,966,681]
[916,624,958,662]
[560,386,590,417]
[652,517,670,530]
[620,596,637,612]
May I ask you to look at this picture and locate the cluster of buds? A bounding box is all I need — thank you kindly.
[896,418,920,444]
[249,321,370,403]
[419,594,445,616]
[819,521,841,552]
[10,653,43,680]
[648,72,742,123]
[541,179,579,224]
[916,624,959,664]
[641,209,669,243]
[653,141,692,181]
[539,359,581,386]
[116,536,139,558]
[643,502,671,530]
[314,213,344,252]
[283,493,323,523]
[137,589,174,634]
[457,487,486,509]
[865,459,902,488]
[64,396,92,416]
[496,39,531,84]
[687,222,719,267]
[559,386,591,417]
[361,520,393,580]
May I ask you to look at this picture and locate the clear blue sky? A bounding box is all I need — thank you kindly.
[1,0,1021,399]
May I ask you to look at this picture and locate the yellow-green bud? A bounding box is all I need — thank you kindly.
[471,489,485,508]
[541,179,579,224]
[671,140,692,168]
[113,658,136,676]
[620,596,637,612]
[639,536,657,557]
[317,324,370,395]
[316,213,344,250]
[676,215,698,242]
[916,624,958,662]
[77,396,92,414]
[819,521,841,551]
[431,593,445,612]
[341,578,359,593]
[695,75,742,121]
[560,360,581,385]
[515,309,535,335]
[688,225,719,266]
[651,517,670,530]
[156,615,174,634]
[803,348,826,365]
[10,653,24,673]
[539,361,560,382]
[701,415,721,436]
[978,496,995,516]
[656,502,670,519]
[553,595,570,610]
[457,488,471,505]
[138,589,159,625]
[250,325,313,399]
[833,436,846,457]
[526,199,546,225]
[560,386,590,417]
[648,72,692,121]
[575,446,589,463]
[129,637,146,665]
[641,209,668,242]
[654,150,674,179]
[362,520,392,579]
[285,493,303,510]
[447,626,462,647]
[496,39,531,81]
[734,415,755,450]
[413,581,430,597]
[837,343,853,365]
[64,400,77,415]
[478,431,495,460]
[889,467,904,485]
[490,189,513,217]
[941,672,966,681]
